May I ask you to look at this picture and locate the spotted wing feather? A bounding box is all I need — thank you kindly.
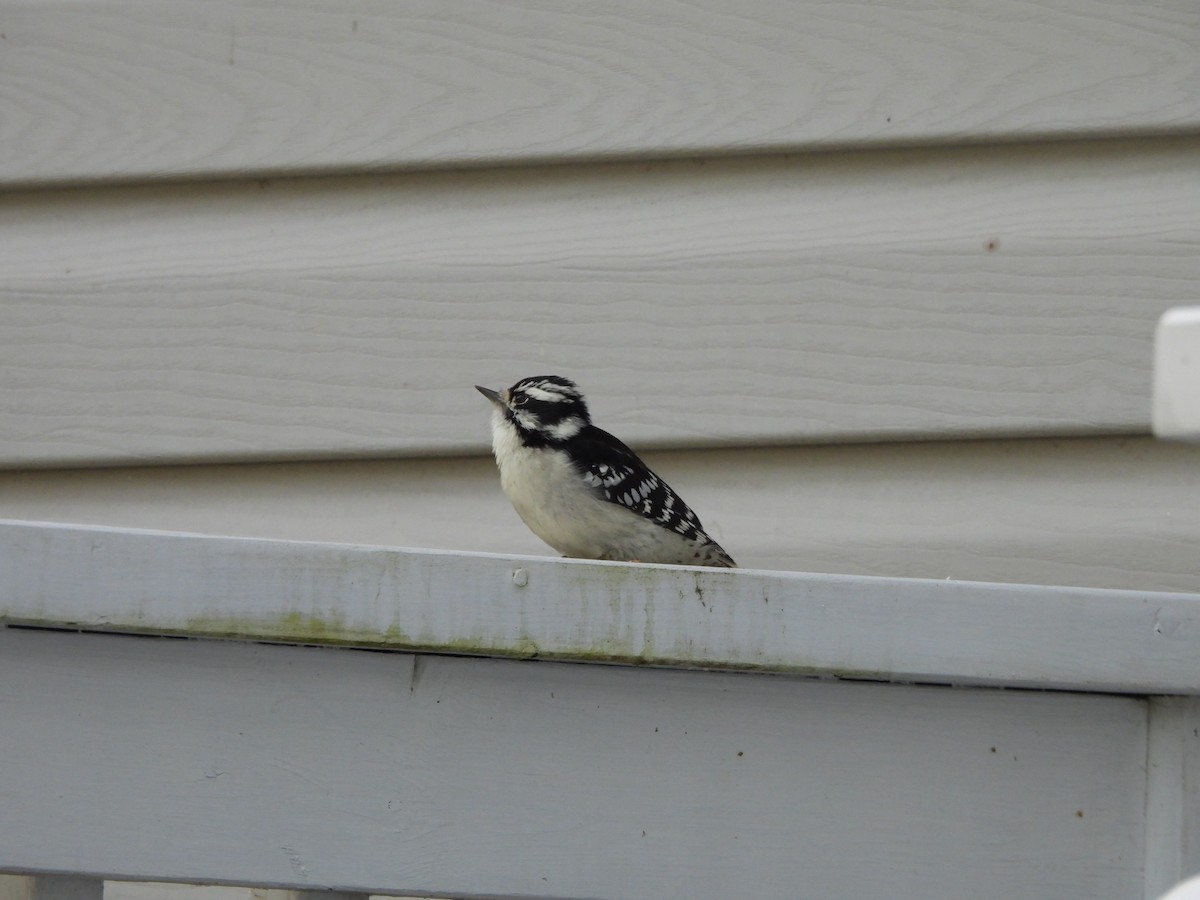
[569,425,734,564]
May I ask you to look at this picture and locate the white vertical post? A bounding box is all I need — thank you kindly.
[1153,306,1200,441]
[1145,697,1200,899]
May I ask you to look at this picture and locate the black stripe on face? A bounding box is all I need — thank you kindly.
[507,379,589,446]
[510,401,586,444]
[510,377,583,404]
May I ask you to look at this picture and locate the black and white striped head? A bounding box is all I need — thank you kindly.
[476,375,591,445]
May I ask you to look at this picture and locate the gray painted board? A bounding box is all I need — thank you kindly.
[2,520,1199,693]
[0,881,371,900]
[30,881,101,900]
[0,629,1149,899]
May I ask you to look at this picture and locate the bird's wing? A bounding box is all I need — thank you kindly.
[569,425,712,544]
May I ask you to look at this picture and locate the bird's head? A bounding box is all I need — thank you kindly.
[476,375,590,444]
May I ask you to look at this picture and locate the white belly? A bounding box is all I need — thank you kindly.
[491,413,704,563]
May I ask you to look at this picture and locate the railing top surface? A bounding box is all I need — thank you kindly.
[2,519,1198,694]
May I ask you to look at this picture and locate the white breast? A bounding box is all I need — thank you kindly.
[489,411,705,563]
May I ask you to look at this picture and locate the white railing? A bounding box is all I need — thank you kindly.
[2,520,1198,900]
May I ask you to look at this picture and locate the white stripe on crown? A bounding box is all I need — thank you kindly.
[522,384,574,402]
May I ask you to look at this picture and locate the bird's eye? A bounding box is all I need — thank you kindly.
[512,395,528,407]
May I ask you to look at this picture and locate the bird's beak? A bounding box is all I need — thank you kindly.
[475,385,503,406]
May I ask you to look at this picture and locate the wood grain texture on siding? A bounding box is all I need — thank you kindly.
[1,0,1198,184]
[4,519,1200,692]
[1,437,1198,593]
[3,140,1199,467]
[0,629,1150,898]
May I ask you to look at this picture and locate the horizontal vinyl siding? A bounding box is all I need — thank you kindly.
[2,436,1197,593]
[3,139,1198,467]
[1,0,1198,184]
